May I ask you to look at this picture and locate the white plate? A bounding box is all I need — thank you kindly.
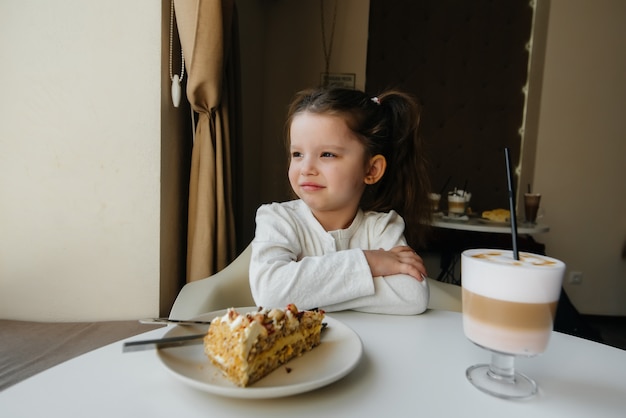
[157,307,363,399]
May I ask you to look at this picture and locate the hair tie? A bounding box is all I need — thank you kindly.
[371,96,380,105]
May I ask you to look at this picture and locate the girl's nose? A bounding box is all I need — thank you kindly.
[299,156,317,175]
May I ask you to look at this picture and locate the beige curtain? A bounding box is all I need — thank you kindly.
[174,0,237,282]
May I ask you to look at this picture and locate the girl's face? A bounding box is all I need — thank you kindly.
[289,112,375,230]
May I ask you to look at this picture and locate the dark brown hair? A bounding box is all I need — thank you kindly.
[285,87,432,248]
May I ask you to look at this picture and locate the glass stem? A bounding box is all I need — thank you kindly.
[487,352,516,383]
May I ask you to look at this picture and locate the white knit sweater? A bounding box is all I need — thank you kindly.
[249,200,429,315]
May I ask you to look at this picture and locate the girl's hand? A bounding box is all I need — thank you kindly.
[363,246,427,281]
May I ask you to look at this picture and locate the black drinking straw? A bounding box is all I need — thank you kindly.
[439,176,451,196]
[504,148,519,260]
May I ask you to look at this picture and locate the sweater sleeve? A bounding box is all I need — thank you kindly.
[328,211,429,314]
[249,202,429,314]
[249,203,376,310]
[321,274,429,315]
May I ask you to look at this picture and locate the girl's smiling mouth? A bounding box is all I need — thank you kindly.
[300,182,325,191]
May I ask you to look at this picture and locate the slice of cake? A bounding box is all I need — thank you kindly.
[203,304,325,387]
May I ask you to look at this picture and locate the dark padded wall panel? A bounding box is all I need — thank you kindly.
[366,0,533,212]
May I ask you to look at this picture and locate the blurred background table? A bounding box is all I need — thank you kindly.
[426,216,549,284]
[431,216,549,235]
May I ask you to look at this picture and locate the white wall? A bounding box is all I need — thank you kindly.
[0,1,165,321]
[533,0,626,315]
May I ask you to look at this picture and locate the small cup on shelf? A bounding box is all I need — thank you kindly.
[523,193,541,224]
[447,190,471,217]
[428,192,441,213]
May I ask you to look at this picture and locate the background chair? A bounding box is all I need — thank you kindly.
[169,244,462,319]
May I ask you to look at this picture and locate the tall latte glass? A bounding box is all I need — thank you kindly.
[461,249,565,399]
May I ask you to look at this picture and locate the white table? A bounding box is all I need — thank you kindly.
[1,310,625,417]
[429,217,549,282]
[432,216,549,234]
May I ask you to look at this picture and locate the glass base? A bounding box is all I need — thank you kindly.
[466,364,537,399]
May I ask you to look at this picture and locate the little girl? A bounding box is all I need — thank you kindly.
[249,87,432,314]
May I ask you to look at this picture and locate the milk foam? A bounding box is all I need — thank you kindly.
[461,249,565,303]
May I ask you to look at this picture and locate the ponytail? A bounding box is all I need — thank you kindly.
[362,91,432,248]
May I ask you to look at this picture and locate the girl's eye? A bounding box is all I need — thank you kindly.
[321,152,336,158]
[291,151,302,158]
